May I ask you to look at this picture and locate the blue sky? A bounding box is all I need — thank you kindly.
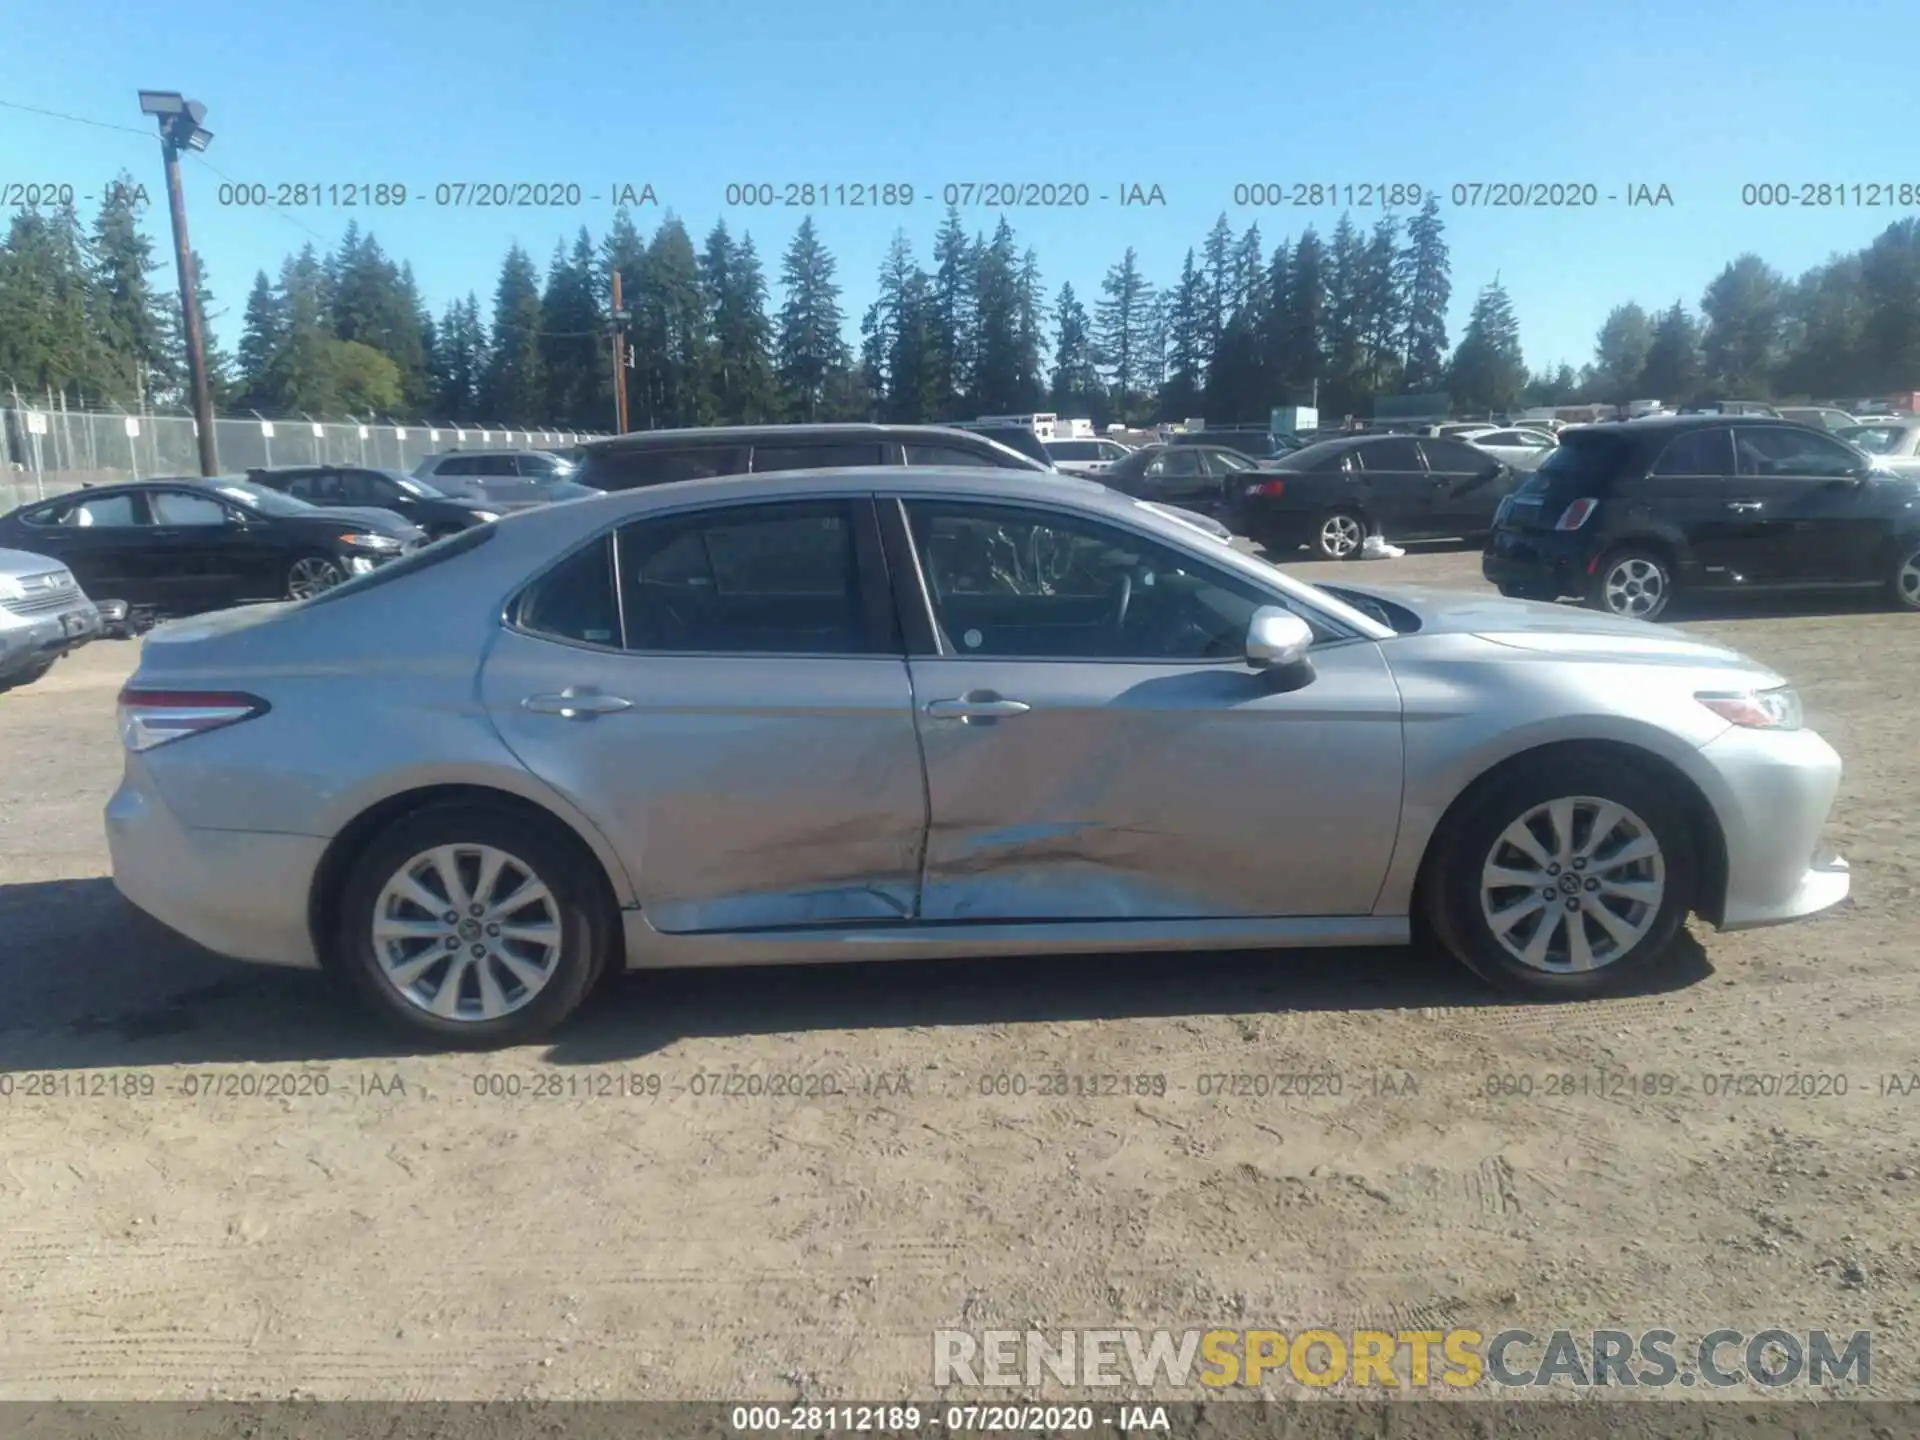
[5,0,1913,383]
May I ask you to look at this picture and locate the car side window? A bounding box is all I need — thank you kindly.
[477,455,520,477]
[1735,427,1861,480]
[1146,449,1204,477]
[1358,439,1423,471]
[433,456,478,476]
[148,491,228,526]
[1418,439,1488,472]
[512,535,622,648]
[60,494,143,527]
[902,499,1315,662]
[1205,450,1255,473]
[1649,429,1734,476]
[616,499,877,654]
[342,471,399,504]
[903,443,999,467]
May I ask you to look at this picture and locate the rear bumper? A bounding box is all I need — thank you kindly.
[1697,725,1850,931]
[1481,528,1592,598]
[106,761,325,968]
[0,600,101,677]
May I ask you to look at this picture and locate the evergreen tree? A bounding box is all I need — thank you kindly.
[234,270,283,411]
[971,220,1023,413]
[1699,254,1786,397]
[1049,282,1103,421]
[0,204,97,403]
[1258,237,1294,401]
[87,172,175,405]
[1013,247,1047,413]
[431,294,487,421]
[480,243,544,424]
[630,215,708,428]
[860,232,938,422]
[1320,214,1367,415]
[1587,303,1655,404]
[1395,197,1451,392]
[1447,278,1527,413]
[702,225,777,424]
[1094,247,1154,420]
[1280,228,1328,402]
[1200,213,1235,351]
[775,216,852,421]
[1162,251,1209,421]
[264,245,336,414]
[1356,214,1404,396]
[540,228,608,429]
[1857,218,1920,391]
[1637,301,1702,404]
[930,206,976,417]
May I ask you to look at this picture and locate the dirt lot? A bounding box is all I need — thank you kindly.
[2,544,1917,1403]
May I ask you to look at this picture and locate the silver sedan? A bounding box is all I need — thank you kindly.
[106,468,1850,1046]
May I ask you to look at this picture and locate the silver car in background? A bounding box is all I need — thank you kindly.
[0,547,102,693]
[107,468,1850,1046]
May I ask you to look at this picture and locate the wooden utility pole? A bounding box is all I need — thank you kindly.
[161,136,218,475]
[610,271,630,434]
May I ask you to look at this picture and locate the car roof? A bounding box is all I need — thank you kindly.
[580,423,997,452]
[545,463,1121,512]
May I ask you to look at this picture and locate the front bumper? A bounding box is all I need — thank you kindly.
[1697,724,1850,931]
[106,760,326,968]
[1481,527,1592,598]
[0,599,102,677]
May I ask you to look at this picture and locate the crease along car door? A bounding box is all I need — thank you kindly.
[477,495,931,932]
[890,496,1404,921]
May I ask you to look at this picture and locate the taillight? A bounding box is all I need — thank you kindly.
[116,688,270,752]
[1246,479,1286,498]
[1555,497,1599,530]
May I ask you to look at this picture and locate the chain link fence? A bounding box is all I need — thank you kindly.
[0,404,605,511]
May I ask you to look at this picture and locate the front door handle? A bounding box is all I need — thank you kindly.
[1726,500,1764,512]
[523,687,632,719]
[925,695,1032,721]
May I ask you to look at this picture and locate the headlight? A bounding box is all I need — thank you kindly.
[1697,686,1803,731]
[339,532,402,551]
[470,510,502,523]
[0,574,25,601]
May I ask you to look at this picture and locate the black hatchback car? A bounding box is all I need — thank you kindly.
[0,477,425,615]
[247,465,509,538]
[570,423,1051,492]
[1481,416,1920,621]
[1231,433,1520,558]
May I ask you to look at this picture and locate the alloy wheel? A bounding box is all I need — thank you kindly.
[370,844,564,1022]
[287,556,346,599]
[1898,552,1920,608]
[1319,513,1364,559]
[1602,556,1666,617]
[1478,796,1666,973]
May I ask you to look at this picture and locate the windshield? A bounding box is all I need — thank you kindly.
[1841,425,1900,454]
[205,476,316,516]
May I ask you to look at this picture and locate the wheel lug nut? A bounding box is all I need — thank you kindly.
[1565,898,1580,911]
[470,944,486,957]
[469,904,484,917]
[444,936,458,949]
[1572,858,1586,870]
[486,923,500,936]
[443,911,458,924]
[1546,863,1560,876]
[1585,878,1600,891]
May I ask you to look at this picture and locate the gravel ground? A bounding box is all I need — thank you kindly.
[1,543,1916,1403]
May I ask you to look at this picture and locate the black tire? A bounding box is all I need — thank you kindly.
[285,552,348,600]
[1496,583,1526,599]
[1586,546,1673,621]
[1422,751,1699,1000]
[1313,507,1369,561]
[0,658,56,694]
[334,804,612,1047]
[1888,537,1920,611]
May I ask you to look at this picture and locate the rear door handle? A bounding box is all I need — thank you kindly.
[523,687,632,719]
[1726,500,1764,512]
[925,695,1032,721]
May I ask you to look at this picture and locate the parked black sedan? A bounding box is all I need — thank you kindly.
[0,477,425,616]
[1231,433,1520,558]
[1096,442,1270,517]
[1482,415,1920,621]
[246,465,507,538]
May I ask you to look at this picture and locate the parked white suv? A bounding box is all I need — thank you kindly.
[0,548,102,693]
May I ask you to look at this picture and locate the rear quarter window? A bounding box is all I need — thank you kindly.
[1521,432,1631,493]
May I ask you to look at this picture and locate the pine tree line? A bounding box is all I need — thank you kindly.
[5,180,1918,430]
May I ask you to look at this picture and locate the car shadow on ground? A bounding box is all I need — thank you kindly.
[0,877,1716,1070]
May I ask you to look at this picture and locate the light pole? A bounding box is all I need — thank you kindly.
[138,90,218,476]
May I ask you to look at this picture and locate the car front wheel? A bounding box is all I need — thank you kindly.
[1423,753,1698,999]
[335,805,610,1047]
[1888,539,1920,611]
[286,553,347,600]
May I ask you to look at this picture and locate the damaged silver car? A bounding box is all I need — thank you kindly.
[108,467,1849,1046]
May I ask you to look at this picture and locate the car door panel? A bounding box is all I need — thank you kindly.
[477,498,930,933]
[20,495,149,601]
[1421,439,1515,535]
[894,497,1404,922]
[1354,439,1434,534]
[1731,428,1880,582]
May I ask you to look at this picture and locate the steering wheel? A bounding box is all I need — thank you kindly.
[1111,570,1134,632]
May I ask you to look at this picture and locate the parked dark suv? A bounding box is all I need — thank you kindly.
[1481,416,1920,621]
[247,465,508,538]
[570,424,1051,492]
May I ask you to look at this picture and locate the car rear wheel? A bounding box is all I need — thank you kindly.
[1888,540,1920,610]
[335,805,610,1047]
[1314,508,1368,561]
[286,553,347,600]
[1423,754,1697,999]
[1588,547,1672,621]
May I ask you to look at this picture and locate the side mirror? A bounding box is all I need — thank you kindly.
[1246,606,1315,672]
